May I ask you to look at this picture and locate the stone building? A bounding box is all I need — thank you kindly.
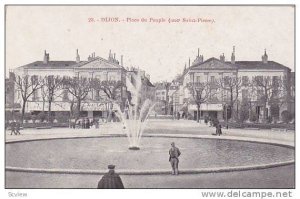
[11,50,152,120]
[174,47,294,122]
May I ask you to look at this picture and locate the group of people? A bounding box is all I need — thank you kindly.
[97,142,182,189]
[176,112,187,120]
[76,118,99,129]
[9,121,21,135]
[204,116,223,136]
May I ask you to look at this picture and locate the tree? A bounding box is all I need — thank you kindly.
[91,79,124,121]
[187,81,211,123]
[14,74,42,124]
[252,76,282,122]
[163,82,171,115]
[40,76,63,124]
[217,76,242,120]
[63,77,92,121]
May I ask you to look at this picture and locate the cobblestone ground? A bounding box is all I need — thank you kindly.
[5,119,295,188]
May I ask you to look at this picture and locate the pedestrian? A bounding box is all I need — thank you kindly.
[10,121,16,135]
[169,142,181,175]
[97,165,124,189]
[15,121,21,135]
[204,116,208,125]
[177,112,180,120]
[86,118,90,129]
[216,124,222,136]
[82,118,85,129]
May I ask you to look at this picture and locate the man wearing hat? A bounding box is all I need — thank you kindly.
[97,165,124,189]
[169,142,181,175]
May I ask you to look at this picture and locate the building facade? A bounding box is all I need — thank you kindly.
[11,50,152,120]
[173,48,294,122]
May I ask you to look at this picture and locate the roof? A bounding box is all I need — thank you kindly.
[17,57,125,70]
[229,61,290,71]
[19,61,78,69]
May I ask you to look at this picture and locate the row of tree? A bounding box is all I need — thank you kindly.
[186,75,293,123]
[13,75,125,124]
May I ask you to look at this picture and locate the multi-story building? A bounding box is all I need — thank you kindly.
[176,47,293,121]
[11,50,153,119]
[154,82,179,115]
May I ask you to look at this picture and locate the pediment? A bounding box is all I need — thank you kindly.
[191,57,237,70]
[79,58,122,69]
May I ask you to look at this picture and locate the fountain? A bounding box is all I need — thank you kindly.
[115,70,156,150]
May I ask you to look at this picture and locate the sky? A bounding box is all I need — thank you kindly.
[5,6,294,82]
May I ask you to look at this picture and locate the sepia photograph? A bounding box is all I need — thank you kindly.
[4,5,295,191]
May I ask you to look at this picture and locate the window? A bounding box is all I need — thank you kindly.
[95,90,100,101]
[255,76,263,83]
[224,76,230,86]
[257,89,264,100]
[272,76,279,87]
[32,89,38,101]
[210,76,215,83]
[62,89,69,101]
[242,76,249,86]
[242,89,249,100]
[196,76,201,82]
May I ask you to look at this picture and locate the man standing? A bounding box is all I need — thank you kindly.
[169,142,181,175]
[97,165,124,189]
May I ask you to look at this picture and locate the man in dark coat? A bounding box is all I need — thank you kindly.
[97,165,124,189]
[169,142,181,175]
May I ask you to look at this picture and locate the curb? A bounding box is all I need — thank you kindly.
[6,160,295,175]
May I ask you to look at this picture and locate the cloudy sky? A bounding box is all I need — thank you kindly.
[6,6,294,82]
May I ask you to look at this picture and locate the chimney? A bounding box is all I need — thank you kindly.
[189,58,190,67]
[198,48,200,57]
[220,53,225,62]
[114,53,116,60]
[43,50,49,64]
[200,55,204,63]
[121,55,123,66]
[231,46,235,64]
[262,49,268,64]
[76,49,80,63]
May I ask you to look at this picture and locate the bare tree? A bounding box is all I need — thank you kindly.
[14,74,42,124]
[40,76,64,124]
[217,76,242,120]
[163,82,171,115]
[187,81,211,123]
[91,79,124,121]
[252,76,281,122]
[63,77,92,121]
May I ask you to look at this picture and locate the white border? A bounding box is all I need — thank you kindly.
[0,0,298,199]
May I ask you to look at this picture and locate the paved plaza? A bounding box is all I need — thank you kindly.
[5,119,295,188]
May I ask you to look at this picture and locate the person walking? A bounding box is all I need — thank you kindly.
[10,121,16,135]
[169,142,181,175]
[15,121,21,135]
[216,124,222,136]
[97,165,124,189]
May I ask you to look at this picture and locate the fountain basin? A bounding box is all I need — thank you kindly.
[6,136,294,171]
